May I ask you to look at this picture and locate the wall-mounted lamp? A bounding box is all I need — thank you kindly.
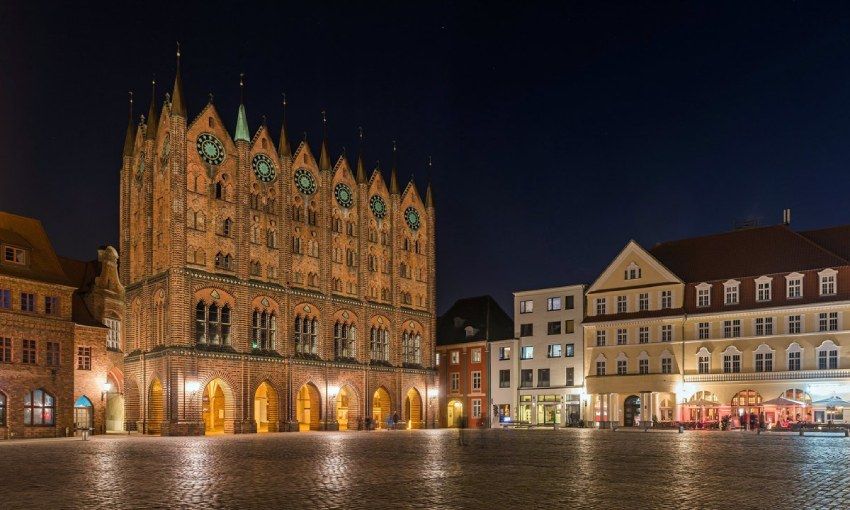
[186,381,201,393]
[328,385,340,398]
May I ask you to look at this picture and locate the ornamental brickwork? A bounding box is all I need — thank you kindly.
[120,63,437,435]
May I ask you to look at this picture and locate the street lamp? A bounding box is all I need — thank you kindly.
[185,380,201,426]
[325,385,340,431]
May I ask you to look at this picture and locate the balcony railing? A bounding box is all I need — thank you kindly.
[684,369,850,383]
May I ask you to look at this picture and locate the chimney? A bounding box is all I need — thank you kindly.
[782,208,792,226]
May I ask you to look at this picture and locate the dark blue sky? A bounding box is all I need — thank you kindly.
[2,1,850,315]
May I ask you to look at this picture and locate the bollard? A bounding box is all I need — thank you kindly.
[678,425,684,434]
[799,430,804,436]
[845,429,849,437]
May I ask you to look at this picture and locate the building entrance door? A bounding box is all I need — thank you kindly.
[74,396,93,434]
[624,395,641,426]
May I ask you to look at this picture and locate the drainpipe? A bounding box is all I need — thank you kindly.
[681,312,687,422]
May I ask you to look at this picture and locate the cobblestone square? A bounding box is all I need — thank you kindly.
[2,429,849,509]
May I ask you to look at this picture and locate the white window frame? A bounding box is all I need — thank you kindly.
[596,298,607,315]
[696,347,711,374]
[755,276,772,302]
[519,300,533,314]
[753,344,775,372]
[660,324,672,342]
[785,272,804,299]
[697,322,710,340]
[786,342,803,371]
[819,268,838,296]
[546,297,561,311]
[616,353,629,375]
[787,315,802,334]
[660,290,672,309]
[617,295,627,314]
[724,279,740,305]
[816,340,840,370]
[637,351,650,374]
[722,345,742,373]
[625,262,641,280]
[471,371,482,391]
[471,348,482,363]
[696,283,711,308]
[638,293,649,311]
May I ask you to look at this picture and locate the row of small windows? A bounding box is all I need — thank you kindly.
[695,341,840,373]
[696,313,840,339]
[0,389,55,426]
[519,320,577,337]
[595,291,672,315]
[0,289,59,315]
[697,271,838,307]
[510,343,577,360]
[0,337,93,370]
[504,367,576,389]
[595,325,674,346]
[518,295,577,314]
[595,354,674,376]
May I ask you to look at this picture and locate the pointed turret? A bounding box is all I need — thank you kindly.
[389,141,400,194]
[319,111,331,172]
[355,127,367,184]
[145,78,159,140]
[279,94,291,158]
[425,156,435,207]
[171,42,187,118]
[122,91,136,157]
[234,73,250,142]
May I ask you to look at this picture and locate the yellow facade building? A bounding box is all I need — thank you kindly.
[584,224,850,429]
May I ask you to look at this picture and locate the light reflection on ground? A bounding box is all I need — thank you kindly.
[1,428,848,509]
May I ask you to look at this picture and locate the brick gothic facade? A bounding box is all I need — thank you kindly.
[120,61,437,435]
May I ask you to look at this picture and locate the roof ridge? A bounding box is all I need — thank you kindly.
[651,224,786,250]
[787,226,850,265]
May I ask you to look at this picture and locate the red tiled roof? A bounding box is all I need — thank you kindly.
[799,225,850,261]
[0,211,73,286]
[648,225,848,283]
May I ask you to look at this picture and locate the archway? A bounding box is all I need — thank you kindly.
[147,378,164,435]
[296,384,321,431]
[254,381,279,433]
[105,371,125,433]
[74,396,93,434]
[447,399,463,427]
[405,388,423,429]
[372,387,392,428]
[624,395,641,426]
[203,379,229,434]
[732,389,763,430]
[336,386,351,430]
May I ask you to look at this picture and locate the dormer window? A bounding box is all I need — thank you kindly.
[625,262,641,280]
[3,246,26,265]
[696,283,711,308]
[785,272,803,299]
[819,268,838,296]
[724,280,740,305]
[755,276,772,302]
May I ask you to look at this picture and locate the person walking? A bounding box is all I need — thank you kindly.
[393,411,400,430]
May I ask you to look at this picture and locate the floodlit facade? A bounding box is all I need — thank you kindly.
[120,55,436,435]
[436,296,512,427]
[491,285,585,426]
[0,212,124,439]
[585,224,850,428]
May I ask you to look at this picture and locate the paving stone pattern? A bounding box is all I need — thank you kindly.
[1,429,848,509]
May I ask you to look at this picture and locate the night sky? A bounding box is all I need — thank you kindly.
[3,2,850,316]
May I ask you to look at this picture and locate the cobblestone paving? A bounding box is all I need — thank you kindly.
[2,428,849,509]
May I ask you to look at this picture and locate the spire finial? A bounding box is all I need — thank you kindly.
[171,44,187,117]
[279,93,291,158]
[389,141,400,194]
[208,92,214,104]
[145,76,159,140]
[123,90,137,156]
[356,127,366,184]
[239,72,245,104]
[261,114,267,126]
[319,109,331,171]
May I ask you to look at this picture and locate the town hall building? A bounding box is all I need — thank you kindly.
[120,53,437,435]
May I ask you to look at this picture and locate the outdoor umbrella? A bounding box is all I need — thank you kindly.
[761,396,805,406]
[813,396,850,407]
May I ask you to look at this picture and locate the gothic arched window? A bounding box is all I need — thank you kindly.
[194,300,232,345]
[252,309,277,350]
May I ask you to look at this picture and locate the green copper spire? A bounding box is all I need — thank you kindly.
[122,91,136,157]
[145,77,158,140]
[234,73,250,142]
[171,42,187,118]
[319,110,331,172]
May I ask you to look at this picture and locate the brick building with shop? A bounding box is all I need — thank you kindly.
[436,296,512,427]
[121,53,437,435]
[0,211,125,439]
